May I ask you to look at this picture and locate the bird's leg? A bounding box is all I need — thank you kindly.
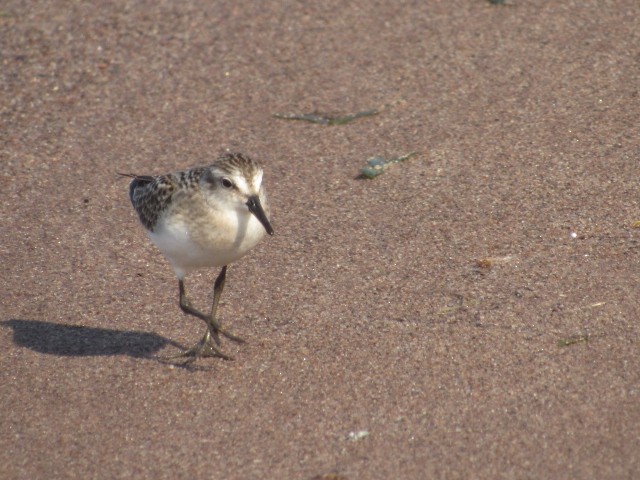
[170,269,243,362]
[209,266,245,344]
[178,278,221,345]
[165,278,231,362]
[167,328,232,363]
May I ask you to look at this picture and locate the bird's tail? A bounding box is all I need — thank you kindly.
[117,172,155,204]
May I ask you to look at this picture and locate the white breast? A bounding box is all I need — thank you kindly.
[148,206,266,279]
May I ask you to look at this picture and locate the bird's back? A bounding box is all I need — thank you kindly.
[126,174,177,231]
[125,167,209,231]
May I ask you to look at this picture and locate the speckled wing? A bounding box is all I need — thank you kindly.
[123,167,209,231]
[126,174,178,232]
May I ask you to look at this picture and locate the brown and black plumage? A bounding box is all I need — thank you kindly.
[120,152,274,363]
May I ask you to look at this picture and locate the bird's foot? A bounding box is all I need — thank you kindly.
[163,332,233,364]
[215,324,245,345]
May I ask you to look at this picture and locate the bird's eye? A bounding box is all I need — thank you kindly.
[221,178,233,189]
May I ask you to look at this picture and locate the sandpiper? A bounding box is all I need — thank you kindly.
[121,152,274,362]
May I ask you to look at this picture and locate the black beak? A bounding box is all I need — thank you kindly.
[246,195,274,235]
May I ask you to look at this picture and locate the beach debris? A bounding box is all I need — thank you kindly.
[557,334,590,347]
[347,430,370,441]
[310,473,348,480]
[474,255,515,270]
[273,109,379,125]
[359,152,417,179]
[435,293,466,316]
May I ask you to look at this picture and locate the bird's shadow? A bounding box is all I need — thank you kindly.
[2,319,184,359]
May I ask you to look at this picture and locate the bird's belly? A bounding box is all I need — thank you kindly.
[149,209,266,276]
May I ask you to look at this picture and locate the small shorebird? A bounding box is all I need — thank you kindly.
[121,152,274,362]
